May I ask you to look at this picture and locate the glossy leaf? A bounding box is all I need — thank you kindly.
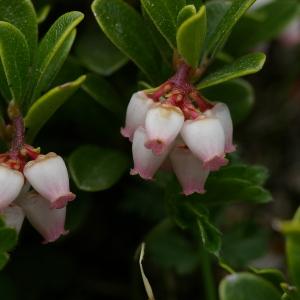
[141,0,186,47]
[31,12,84,102]
[69,145,129,192]
[0,22,30,105]
[82,73,125,117]
[285,208,300,291]
[227,0,299,55]
[177,5,196,28]
[25,75,86,143]
[205,0,230,49]
[75,23,128,76]
[0,0,37,60]
[36,5,51,24]
[250,267,285,289]
[198,52,266,89]
[92,0,160,83]
[207,0,256,57]
[0,228,18,252]
[202,79,254,124]
[219,273,281,300]
[177,5,207,67]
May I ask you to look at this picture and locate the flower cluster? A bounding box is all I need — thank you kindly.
[0,145,75,243]
[121,64,235,195]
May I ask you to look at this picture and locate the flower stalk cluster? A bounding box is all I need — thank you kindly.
[122,63,235,195]
[0,104,74,243]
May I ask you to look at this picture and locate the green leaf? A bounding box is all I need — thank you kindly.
[197,218,222,256]
[30,12,84,102]
[285,208,300,292]
[0,0,37,61]
[92,0,160,83]
[227,0,299,55]
[0,252,9,270]
[0,228,18,252]
[205,0,230,49]
[36,5,51,24]
[81,73,125,117]
[25,75,86,143]
[207,0,256,57]
[0,22,30,105]
[69,145,129,192]
[177,5,196,28]
[198,52,266,89]
[177,5,207,67]
[141,0,186,48]
[250,268,285,289]
[201,79,254,124]
[75,23,128,76]
[219,273,281,300]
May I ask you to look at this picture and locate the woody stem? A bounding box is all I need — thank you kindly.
[9,115,25,160]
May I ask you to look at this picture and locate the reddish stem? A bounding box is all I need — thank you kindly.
[9,115,25,160]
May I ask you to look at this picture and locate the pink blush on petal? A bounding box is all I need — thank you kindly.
[203,156,228,171]
[144,139,166,155]
[50,193,76,209]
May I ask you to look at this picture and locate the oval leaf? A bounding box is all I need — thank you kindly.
[198,52,266,89]
[177,5,196,28]
[0,0,37,61]
[141,0,186,48]
[219,273,281,300]
[0,228,17,252]
[0,22,30,105]
[69,145,129,192]
[92,0,160,83]
[25,75,86,143]
[177,5,207,67]
[207,0,256,57]
[30,12,84,102]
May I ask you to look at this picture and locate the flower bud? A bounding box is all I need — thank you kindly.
[170,145,209,195]
[181,116,227,171]
[0,165,24,210]
[24,153,75,209]
[1,205,25,233]
[206,103,235,153]
[131,127,168,180]
[19,192,67,243]
[145,104,184,155]
[121,91,154,140]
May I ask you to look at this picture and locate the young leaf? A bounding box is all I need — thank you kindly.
[219,273,281,300]
[25,75,86,143]
[36,5,51,24]
[69,145,129,192]
[0,0,37,61]
[0,22,30,105]
[0,228,18,252]
[177,5,197,28]
[207,0,256,57]
[141,0,186,48]
[198,52,266,89]
[75,23,128,76]
[30,12,84,102]
[92,0,160,83]
[201,79,254,124]
[82,73,125,117]
[177,5,207,67]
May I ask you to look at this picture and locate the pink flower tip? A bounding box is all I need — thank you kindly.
[203,156,228,171]
[130,168,153,180]
[182,187,206,196]
[50,192,76,209]
[120,127,132,140]
[144,139,166,155]
[42,229,69,244]
[225,144,237,153]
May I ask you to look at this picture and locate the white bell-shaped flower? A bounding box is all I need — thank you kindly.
[19,192,67,243]
[170,144,209,195]
[206,103,235,153]
[131,127,168,180]
[121,91,154,140]
[0,165,24,210]
[1,205,25,233]
[24,153,75,209]
[181,116,227,171]
[145,104,184,155]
